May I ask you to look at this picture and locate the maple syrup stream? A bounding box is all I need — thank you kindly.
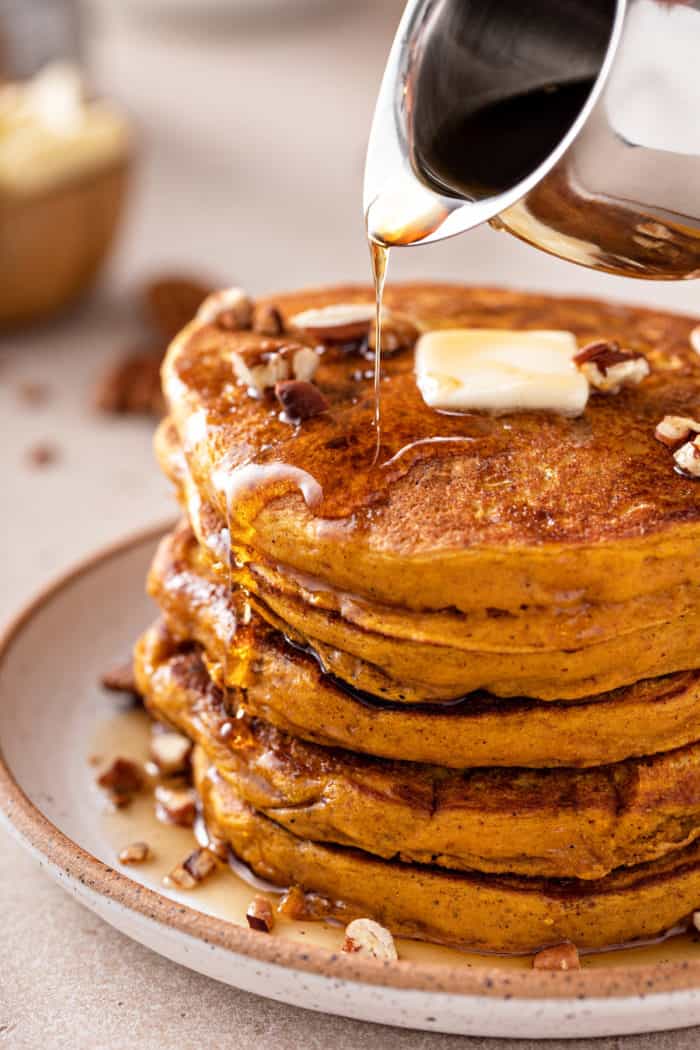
[369,239,390,464]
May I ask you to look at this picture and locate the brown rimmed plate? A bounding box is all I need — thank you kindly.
[2,524,700,1038]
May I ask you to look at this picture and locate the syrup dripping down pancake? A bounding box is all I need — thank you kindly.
[145,528,700,770]
[162,283,700,617]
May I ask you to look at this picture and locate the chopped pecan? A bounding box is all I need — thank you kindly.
[93,348,165,417]
[232,340,319,396]
[100,661,138,695]
[246,896,275,932]
[574,339,649,393]
[342,918,398,960]
[197,288,253,330]
[149,729,192,776]
[290,303,375,342]
[533,942,581,971]
[163,848,218,890]
[119,841,150,865]
[162,864,196,891]
[275,380,328,422]
[154,784,197,827]
[97,758,144,795]
[144,275,214,340]
[253,303,285,336]
[182,847,219,882]
[674,436,700,478]
[654,415,700,448]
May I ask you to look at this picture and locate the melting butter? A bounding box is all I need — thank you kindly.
[415,328,589,416]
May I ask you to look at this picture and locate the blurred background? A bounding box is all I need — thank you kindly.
[1,0,698,618]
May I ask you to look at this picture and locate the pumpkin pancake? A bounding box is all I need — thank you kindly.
[157,417,700,654]
[153,472,700,701]
[136,626,700,881]
[161,283,700,622]
[158,336,700,705]
[146,527,700,768]
[194,746,700,954]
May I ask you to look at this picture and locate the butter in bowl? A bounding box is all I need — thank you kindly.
[0,62,132,328]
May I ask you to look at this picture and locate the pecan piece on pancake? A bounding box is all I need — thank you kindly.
[232,341,319,396]
[654,415,700,448]
[574,339,649,393]
[154,784,197,827]
[342,918,398,960]
[533,942,581,971]
[674,436,700,479]
[246,896,275,932]
[290,303,375,342]
[275,379,328,422]
[145,275,215,340]
[196,287,253,331]
[253,303,285,336]
[119,841,150,865]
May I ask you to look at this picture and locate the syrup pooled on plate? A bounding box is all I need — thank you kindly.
[90,699,700,970]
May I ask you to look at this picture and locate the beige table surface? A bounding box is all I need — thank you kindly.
[3,4,700,1047]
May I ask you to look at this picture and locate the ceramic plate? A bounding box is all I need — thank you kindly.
[2,525,700,1039]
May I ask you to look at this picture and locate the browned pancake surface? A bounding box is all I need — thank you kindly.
[166,284,700,547]
[196,747,700,953]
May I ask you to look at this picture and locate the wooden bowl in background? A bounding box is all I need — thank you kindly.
[0,155,130,328]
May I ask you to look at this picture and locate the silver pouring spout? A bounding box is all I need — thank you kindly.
[364,0,700,279]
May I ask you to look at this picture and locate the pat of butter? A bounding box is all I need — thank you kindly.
[415,329,589,417]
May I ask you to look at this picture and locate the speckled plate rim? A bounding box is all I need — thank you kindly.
[1,522,700,1005]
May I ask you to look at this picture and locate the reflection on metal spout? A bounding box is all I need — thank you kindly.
[366,174,451,247]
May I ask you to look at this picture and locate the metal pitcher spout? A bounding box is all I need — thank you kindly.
[365,0,700,279]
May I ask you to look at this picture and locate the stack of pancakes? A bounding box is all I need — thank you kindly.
[135,283,700,954]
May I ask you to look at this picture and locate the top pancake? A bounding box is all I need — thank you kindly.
[162,284,700,611]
